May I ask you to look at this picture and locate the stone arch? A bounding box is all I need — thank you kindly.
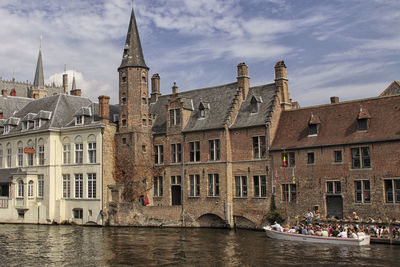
[196,213,227,228]
[87,134,96,142]
[27,139,34,147]
[38,138,44,146]
[74,135,82,143]
[233,215,257,229]
[62,136,71,144]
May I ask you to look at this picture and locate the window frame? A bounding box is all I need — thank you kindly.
[384,179,400,204]
[88,142,96,164]
[307,152,315,165]
[282,152,295,167]
[63,144,71,164]
[37,175,44,198]
[17,180,24,198]
[87,173,96,199]
[189,174,200,197]
[189,141,201,162]
[253,136,266,159]
[354,180,370,203]
[235,176,248,198]
[351,147,371,169]
[17,147,23,167]
[282,183,297,203]
[253,175,267,198]
[154,176,163,197]
[209,139,220,161]
[208,173,220,197]
[28,180,34,198]
[75,143,83,164]
[171,143,182,163]
[154,145,164,165]
[63,174,71,198]
[169,108,181,126]
[75,174,83,199]
[326,180,341,194]
[38,145,45,165]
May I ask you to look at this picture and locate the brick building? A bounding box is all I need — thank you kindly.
[270,95,400,220]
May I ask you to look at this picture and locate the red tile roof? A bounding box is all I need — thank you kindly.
[271,95,400,150]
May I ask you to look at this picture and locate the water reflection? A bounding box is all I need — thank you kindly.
[0,224,399,266]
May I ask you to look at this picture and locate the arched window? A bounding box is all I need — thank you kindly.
[28,180,34,197]
[17,180,24,198]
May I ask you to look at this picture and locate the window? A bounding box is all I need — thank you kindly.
[282,184,296,202]
[189,174,200,197]
[309,124,318,135]
[27,153,34,166]
[384,179,400,203]
[171,143,182,163]
[200,109,205,118]
[250,96,259,113]
[0,150,2,167]
[189,141,200,162]
[37,175,44,198]
[73,208,83,219]
[208,174,219,196]
[17,180,24,198]
[235,176,247,198]
[38,145,45,165]
[75,143,83,164]
[351,147,370,169]
[307,152,315,164]
[209,139,220,161]
[282,152,295,167]
[142,119,147,126]
[142,98,147,105]
[122,138,127,145]
[154,145,164,164]
[76,116,83,125]
[88,142,96,163]
[327,181,341,194]
[6,148,11,168]
[254,175,266,198]
[87,173,96,199]
[122,117,127,127]
[122,97,127,104]
[169,109,181,126]
[154,176,163,197]
[334,151,342,163]
[75,174,83,198]
[355,180,370,203]
[18,147,23,166]
[63,144,71,164]
[253,136,266,159]
[171,175,181,185]
[28,181,34,197]
[358,119,368,130]
[63,174,71,198]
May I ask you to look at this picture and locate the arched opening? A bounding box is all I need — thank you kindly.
[233,216,257,229]
[196,213,227,228]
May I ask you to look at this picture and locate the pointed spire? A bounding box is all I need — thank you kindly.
[119,7,148,70]
[33,49,45,89]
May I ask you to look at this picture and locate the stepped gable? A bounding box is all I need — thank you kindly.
[149,82,238,134]
[230,83,277,129]
[380,81,400,96]
[0,96,33,119]
[271,95,400,150]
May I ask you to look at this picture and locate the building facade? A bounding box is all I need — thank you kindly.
[0,93,117,225]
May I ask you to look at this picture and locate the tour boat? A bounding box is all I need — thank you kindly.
[263,226,370,246]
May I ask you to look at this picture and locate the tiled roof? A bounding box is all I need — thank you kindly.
[0,96,33,118]
[271,95,400,150]
[380,81,400,96]
[149,82,277,134]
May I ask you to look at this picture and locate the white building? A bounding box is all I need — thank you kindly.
[0,94,117,225]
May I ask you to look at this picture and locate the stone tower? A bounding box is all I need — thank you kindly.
[115,7,152,202]
[30,49,48,99]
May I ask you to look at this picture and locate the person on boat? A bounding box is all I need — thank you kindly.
[352,212,360,222]
[305,210,314,224]
[271,221,283,232]
[337,228,348,238]
[321,227,329,237]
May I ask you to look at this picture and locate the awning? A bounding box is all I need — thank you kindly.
[0,168,18,183]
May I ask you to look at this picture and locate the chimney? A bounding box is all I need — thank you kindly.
[70,89,81,96]
[63,73,68,94]
[330,96,339,104]
[172,82,178,95]
[150,73,161,103]
[2,89,7,98]
[98,95,110,124]
[275,60,291,110]
[237,62,250,100]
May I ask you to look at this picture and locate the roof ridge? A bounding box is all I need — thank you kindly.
[49,94,62,127]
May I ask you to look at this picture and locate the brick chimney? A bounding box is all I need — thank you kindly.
[172,82,178,95]
[63,73,68,94]
[70,89,81,96]
[237,62,250,100]
[150,73,161,103]
[98,95,110,124]
[2,89,7,98]
[330,96,339,104]
[275,60,291,110]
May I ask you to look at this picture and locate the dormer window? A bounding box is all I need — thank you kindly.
[358,118,368,131]
[357,105,371,131]
[76,116,84,125]
[198,101,209,119]
[250,96,262,113]
[22,122,28,131]
[200,109,205,118]
[308,113,321,136]
[4,125,10,134]
[169,109,181,126]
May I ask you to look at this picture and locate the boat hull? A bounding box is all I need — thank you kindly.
[263,226,370,246]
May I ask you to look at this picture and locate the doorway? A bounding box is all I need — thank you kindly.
[326,196,343,219]
[171,185,181,205]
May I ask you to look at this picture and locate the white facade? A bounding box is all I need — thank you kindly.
[0,126,105,225]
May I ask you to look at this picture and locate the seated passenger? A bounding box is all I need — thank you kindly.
[271,222,283,232]
[337,229,348,238]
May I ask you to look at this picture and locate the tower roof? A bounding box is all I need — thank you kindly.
[119,8,148,70]
[33,49,45,89]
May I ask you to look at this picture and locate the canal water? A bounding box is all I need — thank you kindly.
[0,224,399,266]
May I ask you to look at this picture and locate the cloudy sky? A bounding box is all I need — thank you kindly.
[0,0,399,106]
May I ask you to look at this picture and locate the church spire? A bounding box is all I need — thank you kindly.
[119,7,148,70]
[33,49,45,89]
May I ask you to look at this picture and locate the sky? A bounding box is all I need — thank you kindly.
[0,0,399,107]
